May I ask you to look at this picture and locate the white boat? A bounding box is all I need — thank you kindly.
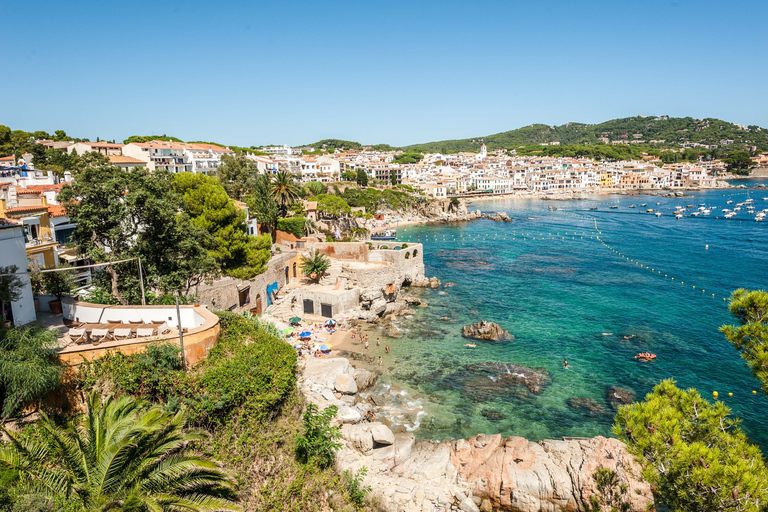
[691,212,700,217]
[727,200,734,204]
[725,212,736,219]
[675,214,683,219]
[655,212,663,217]
[702,209,711,215]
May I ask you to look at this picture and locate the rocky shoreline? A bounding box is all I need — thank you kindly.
[299,355,654,512]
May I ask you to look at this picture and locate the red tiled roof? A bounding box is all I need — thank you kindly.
[0,218,21,226]
[108,155,146,164]
[4,205,48,214]
[17,183,64,193]
[48,203,67,217]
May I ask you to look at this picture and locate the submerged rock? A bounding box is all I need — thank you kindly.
[567,397,608,417]
[459,362,551,399]
[462,321,512,341]
[607,385,636,409]
[480,409,507,422]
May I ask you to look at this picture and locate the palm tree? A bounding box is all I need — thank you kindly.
[299,250,331,282]
[271,171,299,218]
[0,392,240,511]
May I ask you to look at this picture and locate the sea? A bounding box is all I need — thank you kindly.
[372,178,768,450]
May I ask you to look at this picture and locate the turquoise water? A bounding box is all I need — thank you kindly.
[375,188,768,449]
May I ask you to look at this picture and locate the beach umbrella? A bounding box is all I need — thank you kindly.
[299,331,312,338]
[325,319,337,326]
[320,344,330,352]
[289,317,302,324]
[282,327,295,335]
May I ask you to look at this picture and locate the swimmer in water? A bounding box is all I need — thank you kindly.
[464,342,476,348]
[563,359,569,369]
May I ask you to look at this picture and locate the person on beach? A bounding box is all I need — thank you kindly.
[385,345,390,354]
[563,359,569,369]
[378,356,383,366]
[365,340,369,349]
[376,338,381,347]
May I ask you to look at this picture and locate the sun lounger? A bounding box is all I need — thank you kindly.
[113,328,132,340]
[90,328,111,345]
[136,327,155,338]
[68,328,87,344]
[106,318,121,324]
[156,322,171,335]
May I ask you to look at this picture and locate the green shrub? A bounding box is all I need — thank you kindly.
[344,466,372,509]
[295,403,342,468]
[278,216,306,238]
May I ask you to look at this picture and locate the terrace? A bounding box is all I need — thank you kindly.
[53,297,220,368]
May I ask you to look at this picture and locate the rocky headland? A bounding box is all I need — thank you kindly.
[299,356,653,512]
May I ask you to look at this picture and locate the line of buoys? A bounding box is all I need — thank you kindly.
[595,221,729,304]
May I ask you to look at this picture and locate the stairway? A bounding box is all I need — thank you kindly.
[319,260,344,287]
[266,290,297,319]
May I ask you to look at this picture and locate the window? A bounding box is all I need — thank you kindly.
[55,227,75,245]
[303,299,314,315]
[321,303,333,318]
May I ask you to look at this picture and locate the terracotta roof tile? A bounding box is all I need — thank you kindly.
[4,205,48,214]
[48,203,67,217]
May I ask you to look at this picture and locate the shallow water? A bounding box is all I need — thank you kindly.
[372,188,768,449]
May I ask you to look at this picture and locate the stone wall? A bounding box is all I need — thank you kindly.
[193,252,301,314]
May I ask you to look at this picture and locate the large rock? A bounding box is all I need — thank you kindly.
[370,297,388,316]
[450,434,653,511]
[462,321,512,341]
[353,368,378,392]
[334,373,358,395]
[411,275,441,288]
[337,405,362,424]
[370,422,395,446]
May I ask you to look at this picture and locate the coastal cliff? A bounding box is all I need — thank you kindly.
[299,357,654,512]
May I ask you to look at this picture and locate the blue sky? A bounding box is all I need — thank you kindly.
[1,0,766,147]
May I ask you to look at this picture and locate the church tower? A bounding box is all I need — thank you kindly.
[479,143,487,158]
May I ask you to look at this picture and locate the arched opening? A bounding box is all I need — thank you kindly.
[293,262,297,278]
[404,252,410,259]
[285,266,290,284]
[413,249,418,258]
[251,294,263,316]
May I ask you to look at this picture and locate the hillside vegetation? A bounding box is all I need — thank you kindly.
[403,116,768,154]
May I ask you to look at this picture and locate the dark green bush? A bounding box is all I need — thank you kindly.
[277,217,306,238]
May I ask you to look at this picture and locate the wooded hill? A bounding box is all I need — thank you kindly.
[402,116,768,154]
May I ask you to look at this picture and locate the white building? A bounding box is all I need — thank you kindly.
[0,220,36,326]
[182,143,234,175]
[261,145,293,155]
[122,141,191,173]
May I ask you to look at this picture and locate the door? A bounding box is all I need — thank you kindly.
[250,294,262,316]
[321,303,333,318]
[303,299,314,315]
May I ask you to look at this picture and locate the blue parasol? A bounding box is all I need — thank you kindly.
[299,331,312,338]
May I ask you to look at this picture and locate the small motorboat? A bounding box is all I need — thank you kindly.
[589,206,598,210]
[609,205,618,209]
[675,214,683,219]
[655,212,663,217]
[639,203,647,207]
[628,204,636,208]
